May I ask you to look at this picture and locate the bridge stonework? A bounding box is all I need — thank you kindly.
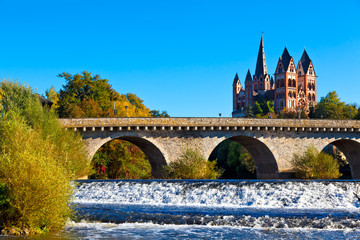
[59,118,360,179]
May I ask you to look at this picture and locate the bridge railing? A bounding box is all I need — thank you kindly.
[59,118,360,133]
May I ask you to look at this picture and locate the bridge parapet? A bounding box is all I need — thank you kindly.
[59,117,360,133]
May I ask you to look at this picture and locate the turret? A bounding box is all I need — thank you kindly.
[297,49,316,110]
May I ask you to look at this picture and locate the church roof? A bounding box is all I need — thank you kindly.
[254,36,268,78]
[233,73,239,84]
[281,47,291,71]
[300,49,311,73]
[245,69,252,82]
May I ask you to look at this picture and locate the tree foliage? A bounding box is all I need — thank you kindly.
[163,147,223,179]
[0,81,90,233]
[277,107,307,119]
[151,110,170,117]
[210,140,256,179]
[292,145,341,179]
[90,140,151,179]
[55,71,156,179]
[56,71,152,118]
[45,86,59,111]
[314,91,358,119]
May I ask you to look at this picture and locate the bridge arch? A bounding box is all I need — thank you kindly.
[321,139,360,179]
[86,133,167,178]
[208,135,279,179]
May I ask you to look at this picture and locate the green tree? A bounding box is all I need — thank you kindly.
[56,72,155,179]
[90,140,152,179]
[244,105,254,118]
[254,101,263,116]
[314,91,358,119]
[151,110,170,117]
[227,142,256,176]
[209,140,256,179]
[57,71,119,117]
[45,86,59,111]
[292,145,341,179]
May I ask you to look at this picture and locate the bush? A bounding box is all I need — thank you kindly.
[0,81,90,233]
[292,145,341,179]
[163,147,223,179]
[0,81,90,179]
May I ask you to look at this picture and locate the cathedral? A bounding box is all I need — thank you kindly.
[232,36,317,117]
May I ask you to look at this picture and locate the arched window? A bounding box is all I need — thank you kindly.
[293,91,296,98]
[308,83,311,90]
[292,80,296,87]
[260,83,263,90]
[308,94,311,101]
[281,80,285,87]
[288,79,292,87]
[312,84,315,91]
[312,94,315,101]
[288,92,291,98]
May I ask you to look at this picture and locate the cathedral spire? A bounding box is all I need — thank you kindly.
[254,35,268,78]
[233,73,239,85]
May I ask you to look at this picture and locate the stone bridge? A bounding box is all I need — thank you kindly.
[59,118,360,179]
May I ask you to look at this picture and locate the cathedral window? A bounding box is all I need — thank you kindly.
[288,79,291,87]
[260,83,263,90]
[288,92,291,98]
[308,94,311,101]
[312,94,315,101]
[309,66,313,75]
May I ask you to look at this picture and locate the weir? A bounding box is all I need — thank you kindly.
[59,118,360,179]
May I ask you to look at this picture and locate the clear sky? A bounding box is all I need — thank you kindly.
[0,0,359,117]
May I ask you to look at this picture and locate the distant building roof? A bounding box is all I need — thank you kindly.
[245,69,252,82]
[281,47,291,71]
[233,73,239,84]
[254,36,268,78]
[300,49,311,73]
[36,94,53,108]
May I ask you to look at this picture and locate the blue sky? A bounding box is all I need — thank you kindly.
[0,0,359,117]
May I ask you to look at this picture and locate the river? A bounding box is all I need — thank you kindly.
[3,180,360,239]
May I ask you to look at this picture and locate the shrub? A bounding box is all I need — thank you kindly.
[292,145,342,179]
[0,81,90,233]
[163,147,223,179]
[0,112,73,232]
[0,81,90,179]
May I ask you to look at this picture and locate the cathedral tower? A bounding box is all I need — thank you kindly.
[253,36,271,94]
[244,69,253,106]
[274,47,298,113]
[233,73,241,112]
[297,49,316,111]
